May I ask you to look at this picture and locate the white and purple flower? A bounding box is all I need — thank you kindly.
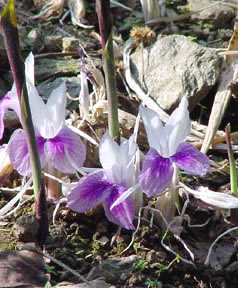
[3,53,86,176]
[67,131,139,230]
[139,97,210,197]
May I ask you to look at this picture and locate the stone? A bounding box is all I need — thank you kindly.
[37,76,81,100]
[0,249,48,287]
[13,215,39,242]
[87,255,141,284]
[35,57,79,81]
[27,28,43,52]
[0,77,9,99]
[62,36,82,52]
[0,34,9,70]
[188,0,235,28]
[36,76,81,112]
[130,34,220,112]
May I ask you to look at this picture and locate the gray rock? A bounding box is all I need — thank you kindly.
[130,34,220,112]
[188,0,235,28]
[87,255,141,284]
[37,77,81,111]
[37,76,81,100]
[35,57,79,81]
[27,28,43,52]
[0,77,9,99]
[0,34,9,69]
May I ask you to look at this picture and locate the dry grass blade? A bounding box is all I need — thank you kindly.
[201,7,238,154]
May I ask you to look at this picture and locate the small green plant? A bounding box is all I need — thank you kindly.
[153,254,180,276]
[153,263,167,274]
[45,265,57,276]
[187,35,198,41]
[133,241,141,253]
[135,260,149,271]
[145,278,163,288]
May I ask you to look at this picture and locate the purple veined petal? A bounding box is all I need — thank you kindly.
[171,142,210,176]
[139,105,168,157]
[103,184,135,230]
[139,148,174,197]
[165,96,191,156]
[44,125,86,174]
[67,170,111,213]
[0,104,4,140]
[1,88,21,121]
[8,130,46,176]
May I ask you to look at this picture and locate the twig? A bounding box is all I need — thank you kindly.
[204,226,238,266]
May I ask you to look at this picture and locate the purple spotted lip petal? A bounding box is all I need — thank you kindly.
[67,170,111,213]
[104,184,135,230]
[68,170,135,230]
[139,148,174,197]
[45,125,86,174]
[171,143,210,176]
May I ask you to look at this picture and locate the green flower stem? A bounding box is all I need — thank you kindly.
[96,0,119,138]
[225,124,238,196]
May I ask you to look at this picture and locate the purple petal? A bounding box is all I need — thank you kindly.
[139,148,173,197]
[0,105,4,140]
[8,130,46,176]
[45,125,86,174]
[104,184,135,230]
[171,143,210,176]
[67,170,111,213]
[0,90,21,140]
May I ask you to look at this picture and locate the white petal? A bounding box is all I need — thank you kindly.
[99,131,119,179]
[43,81,66,138]
[27,80,47,133]
[180,182,238,209]
[79,71,89,116]
[165,97,191,156]
[139,105,168,156]
[118,135,138,186]
[24,52,35,85]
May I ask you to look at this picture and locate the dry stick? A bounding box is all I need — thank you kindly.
[204,226,238,266]
[201,4,238,154]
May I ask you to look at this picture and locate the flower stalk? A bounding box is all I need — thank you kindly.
[96,0,119,138]
[0,0,43,200]
[0,0,48,243]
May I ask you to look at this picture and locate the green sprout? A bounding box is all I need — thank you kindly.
[135,260,149,271]
[225,124,238,196]
[145,279,163,288]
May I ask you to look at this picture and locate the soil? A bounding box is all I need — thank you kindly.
[1,0,238,287]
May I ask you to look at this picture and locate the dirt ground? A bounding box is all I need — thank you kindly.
[1,0,238,287]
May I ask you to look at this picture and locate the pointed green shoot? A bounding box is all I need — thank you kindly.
[225,124,238,196]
